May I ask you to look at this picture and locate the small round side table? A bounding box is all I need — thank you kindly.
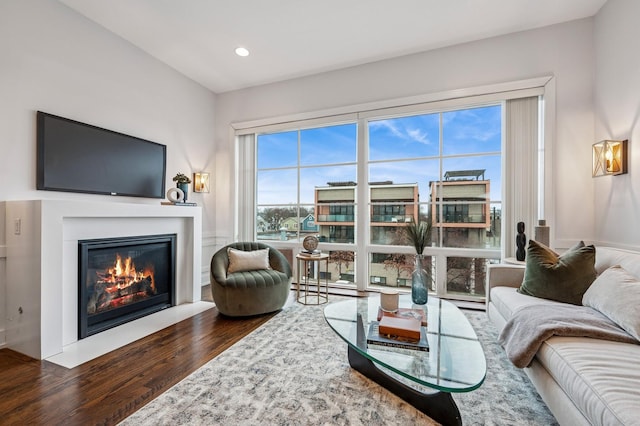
[296,253,329,305]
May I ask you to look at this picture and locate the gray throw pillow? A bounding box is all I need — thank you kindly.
[518,240,597,305]
[227,248,271,274]
[583,265,640,341]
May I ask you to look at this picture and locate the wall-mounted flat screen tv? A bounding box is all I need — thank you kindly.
[37,111,166,198]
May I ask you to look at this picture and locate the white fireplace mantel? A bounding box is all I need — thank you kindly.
[4,200,203,360]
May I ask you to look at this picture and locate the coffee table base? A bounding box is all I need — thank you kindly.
[348,346,462,426]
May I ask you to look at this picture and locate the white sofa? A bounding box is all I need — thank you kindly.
[487,247,640,426]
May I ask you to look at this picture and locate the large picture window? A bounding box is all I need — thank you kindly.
[243,89,542,302]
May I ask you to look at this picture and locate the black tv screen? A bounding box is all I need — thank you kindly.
[37,111,166,198]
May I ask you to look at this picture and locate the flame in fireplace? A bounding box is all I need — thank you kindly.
[108,254,155,290]
[88,254,157,314]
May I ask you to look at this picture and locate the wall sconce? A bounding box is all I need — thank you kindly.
[592,139,628,177]
[193,172,210,193]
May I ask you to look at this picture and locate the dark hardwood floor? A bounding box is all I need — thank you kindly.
[0,288,279,426]
[0,284,481,425]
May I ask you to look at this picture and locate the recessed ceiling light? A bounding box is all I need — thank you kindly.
[235,47,249,57]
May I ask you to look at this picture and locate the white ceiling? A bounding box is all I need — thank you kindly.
[59,0,607,94]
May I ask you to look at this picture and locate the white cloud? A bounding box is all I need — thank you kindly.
[369,120,405,140]
[406,128,430,144]
[370,120,433,145]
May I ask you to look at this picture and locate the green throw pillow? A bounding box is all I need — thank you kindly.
[518,240,597,305]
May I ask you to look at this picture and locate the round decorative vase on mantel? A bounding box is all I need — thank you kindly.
[411,254,429,305]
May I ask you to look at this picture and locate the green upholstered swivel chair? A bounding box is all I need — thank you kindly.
[210,242,292,316]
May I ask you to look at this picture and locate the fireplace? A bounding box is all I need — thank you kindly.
[78,234,177,339]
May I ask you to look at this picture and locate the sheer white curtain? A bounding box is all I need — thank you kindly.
[235,134,256,242]
[503,96,540,259]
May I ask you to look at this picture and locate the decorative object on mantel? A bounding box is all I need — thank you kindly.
[164,185,197,206]
[592,139,628,177]
[193,172,210,193]
[516,221,526,261]
[161,200,197,206]
[165,187,184,203]
[405,218,431,305]
[534,219,550,247]
[172,173,192,202]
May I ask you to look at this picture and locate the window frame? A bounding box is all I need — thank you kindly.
[234,77,553,301]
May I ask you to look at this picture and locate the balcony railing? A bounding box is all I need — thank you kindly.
[319,236,354,244]
[438,213,486,223]
[371,214,413,223]
[317,214,354,222]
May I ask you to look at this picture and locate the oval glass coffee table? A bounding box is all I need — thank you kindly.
[324,294,486,426]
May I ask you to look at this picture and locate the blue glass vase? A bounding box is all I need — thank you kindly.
[411,255,428,305]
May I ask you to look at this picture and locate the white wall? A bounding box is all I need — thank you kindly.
[594,0,640,249]
[0,1,217,300]
[0,0,217,204]
[215,19,596,249]
[0,202,6,348]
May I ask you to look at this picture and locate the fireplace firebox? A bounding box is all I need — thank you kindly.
[78,234,176,339]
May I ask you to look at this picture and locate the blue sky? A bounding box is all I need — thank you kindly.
[257,104,502,205]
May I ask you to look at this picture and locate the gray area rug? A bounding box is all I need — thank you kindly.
[120,299,558,425]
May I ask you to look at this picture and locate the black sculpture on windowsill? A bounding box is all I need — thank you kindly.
[516,221,526,261]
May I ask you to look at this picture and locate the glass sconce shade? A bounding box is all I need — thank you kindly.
[592,140,627,177]
[193,172,210,192]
